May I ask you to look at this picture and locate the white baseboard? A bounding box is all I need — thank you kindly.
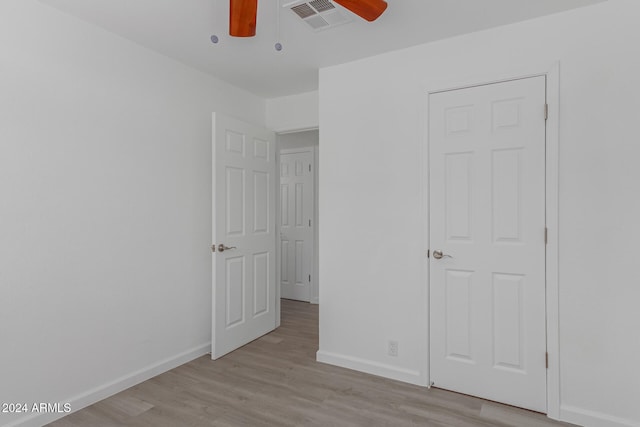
[316,350,424,386]
[560,405,640,427]
[5,343,211,427]
[310,297,319,305]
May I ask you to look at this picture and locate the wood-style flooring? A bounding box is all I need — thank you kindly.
[48,300,577,427]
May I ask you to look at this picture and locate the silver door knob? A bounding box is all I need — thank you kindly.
[217,244,237,252]
[432,250,452,260]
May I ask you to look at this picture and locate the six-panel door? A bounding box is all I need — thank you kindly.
[429,77,547,412]
[280,150,314,302]
[212,113,277,360]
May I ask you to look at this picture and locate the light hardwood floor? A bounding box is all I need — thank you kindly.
[49,300,577,427]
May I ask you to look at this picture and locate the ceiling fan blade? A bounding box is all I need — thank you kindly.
[229,0,257,37]
[333,0,388,22]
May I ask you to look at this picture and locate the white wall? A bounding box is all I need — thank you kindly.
[278,130,319,150]
[0,2,265,426]
[318,1,640,427]
[266,91,319,133]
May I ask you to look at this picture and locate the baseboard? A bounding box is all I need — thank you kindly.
[5,343,211,427]
[560,404,640,427]
[310,297,319,305]
[316,350,424,386]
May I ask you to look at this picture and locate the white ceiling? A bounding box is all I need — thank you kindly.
[39,0,604,98]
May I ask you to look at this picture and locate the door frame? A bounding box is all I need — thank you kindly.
[421,63,560,419]
[276,147,318,305]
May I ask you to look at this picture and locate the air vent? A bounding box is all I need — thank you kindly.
[306,15,330,29]
[291,3,316,19]
[283,0,351,32]
[309,0,335,12]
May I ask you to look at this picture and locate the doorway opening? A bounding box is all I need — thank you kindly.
[277,130,319,305]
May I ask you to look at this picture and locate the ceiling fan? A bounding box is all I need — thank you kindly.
[229,0,388,37]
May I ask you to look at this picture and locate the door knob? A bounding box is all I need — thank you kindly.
[432,250,452,260]
[217,244,237,253]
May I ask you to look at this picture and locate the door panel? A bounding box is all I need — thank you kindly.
[445,153,473,241]
[445,269,473,362]
[253,252,269,315]
[280,150,314,302]
[253,172,269,233]
[492,149,523,242]
[429,77,547,412]
[492,273,525,371]
[212,113,276,360]
[225,256,244,327]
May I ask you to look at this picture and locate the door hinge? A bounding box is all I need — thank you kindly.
[309,164,311,172]
[544,227,548,245]
[309,219,311,227]
[545,352,549,369]
[308,274,311,283]
[427,249,430,258]
[544,103,549,121]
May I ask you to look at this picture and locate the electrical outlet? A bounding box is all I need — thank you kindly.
[388,340,398,357]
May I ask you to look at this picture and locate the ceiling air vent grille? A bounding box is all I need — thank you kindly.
[306,15,330,29]
[309,0,335,13]
[291,3,316,19]
[283,0,351,32]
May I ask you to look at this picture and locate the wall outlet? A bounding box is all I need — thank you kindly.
[388,340,398,357]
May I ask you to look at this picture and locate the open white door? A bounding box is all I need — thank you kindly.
[212,113,276,360]
[279,149,314,302]
[429,77,547,412]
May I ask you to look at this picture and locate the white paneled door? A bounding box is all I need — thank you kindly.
[279,149,314,302]
[429,77,547,412]
[212,113,276,360]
